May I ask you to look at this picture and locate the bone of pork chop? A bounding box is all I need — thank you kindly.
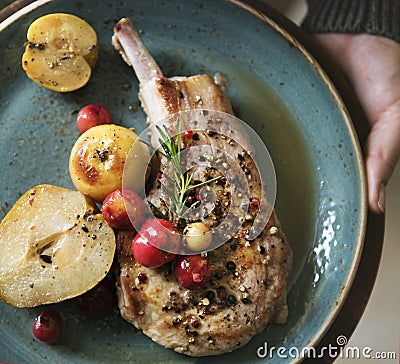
[112,18,292,357]
[112,18,248,149]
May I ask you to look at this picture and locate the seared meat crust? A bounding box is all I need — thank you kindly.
[112,18,292,356]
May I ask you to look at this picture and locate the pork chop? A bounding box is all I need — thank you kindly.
[112,18,292,357]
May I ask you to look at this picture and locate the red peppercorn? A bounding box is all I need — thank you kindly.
[250,196,260,209]
[183,130,194,138]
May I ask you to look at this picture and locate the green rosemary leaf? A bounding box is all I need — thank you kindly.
[173,171,181,188]
[154,121,221,223]
[147,200,168,219]
[176,121,181,156]
[186,175,221,191]
[156,125,168,142]
[156,126,173,159]
[161,183,178,210]
[159,140,172,159]
[180,201,200,218]
[171,155,182,176]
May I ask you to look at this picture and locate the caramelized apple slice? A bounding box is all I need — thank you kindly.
[69,124,150,202]
[0,185,115,308]
[21,13,98,92]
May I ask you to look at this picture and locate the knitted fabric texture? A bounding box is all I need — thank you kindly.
[302,0,400,43]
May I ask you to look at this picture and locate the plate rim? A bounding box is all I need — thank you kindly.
[0,0,368,362]
[229,0,367,357]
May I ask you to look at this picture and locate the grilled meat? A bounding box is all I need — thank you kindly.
[112,18,292,356]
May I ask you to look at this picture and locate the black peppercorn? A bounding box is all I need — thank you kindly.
[226,261,236,271]
[227,295,237,306]
[137,272,148,283]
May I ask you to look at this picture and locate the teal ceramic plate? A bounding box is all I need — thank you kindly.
[0,0,366,363]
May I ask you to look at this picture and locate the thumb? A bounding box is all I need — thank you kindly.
[364,108,400,213]
[365,154,390,214]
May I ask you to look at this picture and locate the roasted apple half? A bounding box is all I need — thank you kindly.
[69,124,150,202]
[21,13,98,92]
[0,184,115,308]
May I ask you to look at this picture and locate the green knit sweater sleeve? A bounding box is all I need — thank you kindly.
[301,0,400,43]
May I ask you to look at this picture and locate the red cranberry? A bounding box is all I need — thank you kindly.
[33,310,62,343]
[76,104,112,133]
[77,278,117,317]
[132,218,180,268]
[101,189,145,230]
[174,255,212,290]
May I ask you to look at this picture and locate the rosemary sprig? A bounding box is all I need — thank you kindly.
[155,124,220,224]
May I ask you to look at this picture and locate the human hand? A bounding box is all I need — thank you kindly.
[312,33,400,214]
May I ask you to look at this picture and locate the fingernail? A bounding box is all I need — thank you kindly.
[378,183,385,213]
